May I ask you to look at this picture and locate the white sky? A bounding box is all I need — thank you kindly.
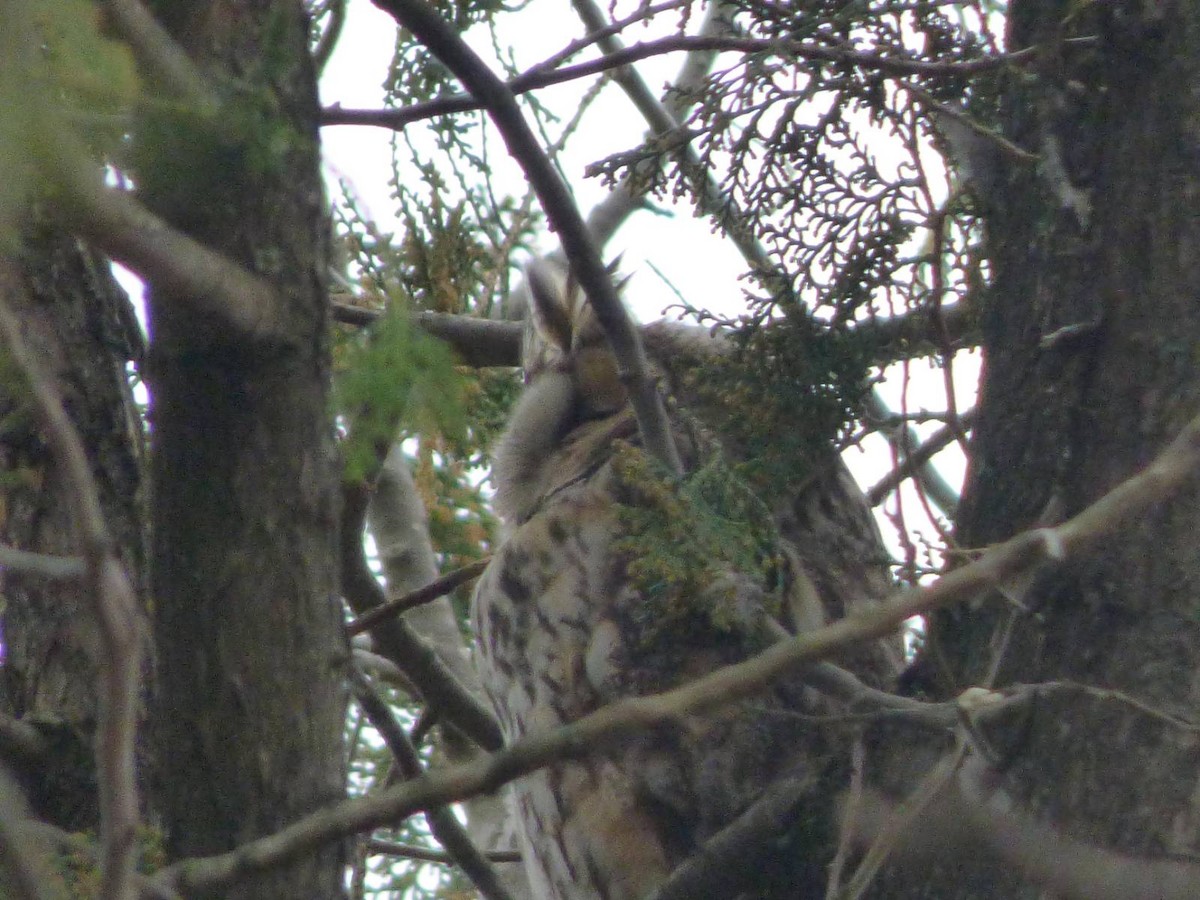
[319,0,751,320]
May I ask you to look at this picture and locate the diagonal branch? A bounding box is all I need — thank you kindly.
[347,558,489,637]
[866,398,975,514]
[350,670,515,900]
[341,478,503,751]
[371,0,682,475]
[42,132,291,350]
[158,406,1200,895]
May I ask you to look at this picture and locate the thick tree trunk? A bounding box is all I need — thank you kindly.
[141,3,347,897]
[874,2,1200,896]
[0,223,145,831]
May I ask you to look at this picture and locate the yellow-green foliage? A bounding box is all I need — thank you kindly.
[612,442,786,648]
[336,306,467,483]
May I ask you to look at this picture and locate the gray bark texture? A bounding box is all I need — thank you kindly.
[0,222,145,832]
[141,2,347,897]
[867,1,1200,896]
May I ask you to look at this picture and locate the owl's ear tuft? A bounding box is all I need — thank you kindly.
[526,260,575,355]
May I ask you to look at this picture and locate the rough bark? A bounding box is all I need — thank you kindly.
[141,2,347,897]
[0,221,145,832]
[872,2,1200,896]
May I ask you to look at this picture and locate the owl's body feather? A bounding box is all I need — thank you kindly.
[473,262,897,898]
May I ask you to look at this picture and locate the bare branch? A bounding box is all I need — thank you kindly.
[854,303,978,365]
[866,398,975,512]
[648,775,814,900]
[332,301,523,365]
[350,671,515,900]
[322,38,1046,132]
[365,839,521,864]
[843,747,966,898]
[0,264,143,900]
[0,544,86,581]
[341,479,503,751]
[158,407,1200,895]
[43,135,291,350]
[371,0,683,473]
[347,558,490,637]
[336,301,970,374]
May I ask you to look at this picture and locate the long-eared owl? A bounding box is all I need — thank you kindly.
[471,261,898,898]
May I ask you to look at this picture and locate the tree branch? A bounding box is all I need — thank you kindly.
[371,0,682,474]
[365,839,521,864]
[158,406,1200,895]
[332,301,523,365]
[340,479,503,751]
[336,300,972,374]
[866,399,975,513]
[43,134,291,350]
[648,774,813,900]
[347,558,490,637]
[350,671,515,900]
[0,544,86,581]
[322,38,1043,132]
[0,263,143,900]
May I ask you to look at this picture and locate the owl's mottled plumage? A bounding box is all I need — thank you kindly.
[472,261,897,899]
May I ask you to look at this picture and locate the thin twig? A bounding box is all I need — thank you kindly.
[322,39,1047,132]
[350,671,516,900]
[826,739,866,900]
[0,266,143,900]
[365,839,521,864]
[347,558,490,636]
[842,747,966,899]
[866,400,974,511]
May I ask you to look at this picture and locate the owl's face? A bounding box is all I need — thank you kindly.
[522,260,630,420]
